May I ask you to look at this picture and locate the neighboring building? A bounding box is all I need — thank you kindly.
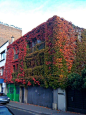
[0,41,9,93]
[2,15,86,114]
[0,22,22,93]
[0,22,22,46]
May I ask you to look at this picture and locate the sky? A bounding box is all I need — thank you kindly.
[0,0,86,35]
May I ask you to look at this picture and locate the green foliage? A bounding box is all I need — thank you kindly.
[67,73,82,89]
[59,76,68,89]
[72,29,86,75]
[81,65,86,88]
[24,65,44,77]
[12,72,18,81]
[81,65,86,78]
[48,75,59,89]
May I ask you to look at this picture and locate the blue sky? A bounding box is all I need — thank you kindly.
[0,0,86,35]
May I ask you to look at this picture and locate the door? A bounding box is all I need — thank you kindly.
[10,87,14,101]
[21,87,24,103]
[15,86,19,102]
[67,88,86,114]
[7,84,14,101]
[27,86,53,108]
[7,85,10,98]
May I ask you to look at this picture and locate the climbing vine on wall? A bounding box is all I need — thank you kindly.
[3,15,77,89]
[71,29,86,75]
[3,47,14,83]
[44,16,76,89]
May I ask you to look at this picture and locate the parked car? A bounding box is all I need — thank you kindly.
[0,104,14,115]
[0,92,10,104]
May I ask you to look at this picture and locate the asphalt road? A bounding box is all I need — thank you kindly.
[5,105,39,115]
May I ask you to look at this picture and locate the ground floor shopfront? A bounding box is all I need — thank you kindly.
[6,84,66,111]
[6,83,86,114]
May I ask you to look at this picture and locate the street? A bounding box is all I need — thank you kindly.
[4,101,84,115]
[5,105,39,115]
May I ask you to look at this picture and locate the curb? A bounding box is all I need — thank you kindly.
[8,101,84,115]
[6,104,44,115]
[6,102,85,115]
[6,102,58,115]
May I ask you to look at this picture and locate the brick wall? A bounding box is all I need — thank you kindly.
[0,24,22,46]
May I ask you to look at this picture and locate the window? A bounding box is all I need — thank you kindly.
[37,42,45,50]
[1,51,5,60]
[1,68,4,75]
[13,65,15,72]
[32,39,42,47]
[37,39,42,44]
[27,41,32,48]
[32,38,37,47]
[16,86,19,94]
[14,54,18,59]
[10,87,14,94]
[13,48,19,60]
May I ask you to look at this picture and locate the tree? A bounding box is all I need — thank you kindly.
[67,73,82,89]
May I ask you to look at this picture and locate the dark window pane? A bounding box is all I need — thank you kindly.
[38,42,45,50]
[14,54,18,60]
[16,86,19,94]
[7,87,10,93]
[10,87,14,94]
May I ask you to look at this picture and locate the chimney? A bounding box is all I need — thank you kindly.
[11,36,14,43]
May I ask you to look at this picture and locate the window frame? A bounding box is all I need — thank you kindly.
[0,50,5,61]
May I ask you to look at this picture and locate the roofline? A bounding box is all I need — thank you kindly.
[0,41,9,48]
[0,22,22,30]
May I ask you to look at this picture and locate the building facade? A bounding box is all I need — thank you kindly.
[0,41,9,93]
[0,22,22,93]
[2,15,86,113]
[2,15,77,110]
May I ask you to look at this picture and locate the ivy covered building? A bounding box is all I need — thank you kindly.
[2,15,86,113]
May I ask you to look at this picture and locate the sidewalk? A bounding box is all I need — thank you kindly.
[7,101,84,115]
